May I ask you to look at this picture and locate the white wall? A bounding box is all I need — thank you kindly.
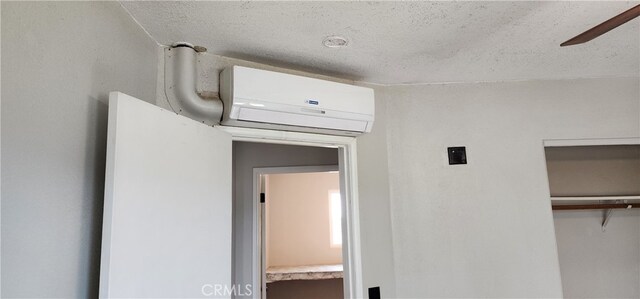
[384,77,639,298]
[266,172,342,267]
[1,2,158,297]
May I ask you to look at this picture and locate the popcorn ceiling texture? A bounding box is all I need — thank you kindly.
[122,1,639,85]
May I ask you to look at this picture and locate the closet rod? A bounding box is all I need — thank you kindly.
[552,203,640,211]
[551,195,640,201]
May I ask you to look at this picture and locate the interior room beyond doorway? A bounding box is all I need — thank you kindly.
[263,170,344,299]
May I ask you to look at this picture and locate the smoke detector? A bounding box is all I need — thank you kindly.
[322,36,349,48]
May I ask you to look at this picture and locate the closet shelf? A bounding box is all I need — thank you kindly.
[266,264,343,283]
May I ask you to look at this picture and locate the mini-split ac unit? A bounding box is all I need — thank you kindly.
[219,66,375,136]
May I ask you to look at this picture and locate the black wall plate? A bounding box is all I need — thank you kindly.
[448,147,467,165]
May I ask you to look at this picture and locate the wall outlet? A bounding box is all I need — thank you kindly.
[368,286,381,299]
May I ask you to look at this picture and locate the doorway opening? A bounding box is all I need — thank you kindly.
[227,133,362,299]
[257,166,344,299]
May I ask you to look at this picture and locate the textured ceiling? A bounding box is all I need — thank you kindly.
[122,1,640,85]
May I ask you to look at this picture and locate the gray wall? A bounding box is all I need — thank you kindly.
[384,77,639,298]
[232,142,339,295]
[354,85,397,297]
[1,2,157,297]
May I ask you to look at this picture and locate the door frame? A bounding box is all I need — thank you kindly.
[254,165,340,299]
[219,126,363,299]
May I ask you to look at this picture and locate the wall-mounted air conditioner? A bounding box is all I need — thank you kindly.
[219,66,374,136]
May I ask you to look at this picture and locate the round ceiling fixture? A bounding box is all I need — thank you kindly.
[322,36,349,48]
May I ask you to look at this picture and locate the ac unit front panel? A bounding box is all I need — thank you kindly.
[219,66,375,135]
[238,107,368,132]
[233,66,374,115]
[219,119,364,137]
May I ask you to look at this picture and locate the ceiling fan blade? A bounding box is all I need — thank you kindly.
[561,4,640,47]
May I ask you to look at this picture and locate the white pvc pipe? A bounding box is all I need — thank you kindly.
[165,44,223,123]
